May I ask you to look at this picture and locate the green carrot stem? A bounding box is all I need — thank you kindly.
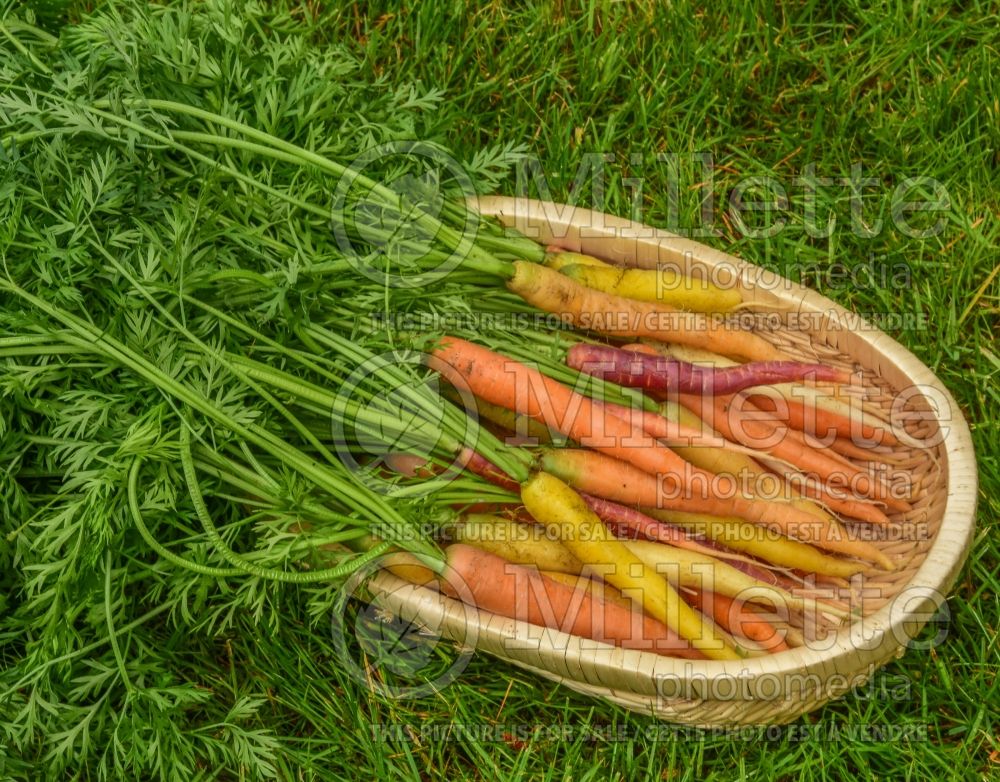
[0,279,426,546]
[128,459,244,578]
[179,423,402,582]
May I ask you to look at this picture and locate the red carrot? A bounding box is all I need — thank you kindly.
[580,493,702,546]
[458,447,521,493]
[383,452,434,478]
[587,497,799,591]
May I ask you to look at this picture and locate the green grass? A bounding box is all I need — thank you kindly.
[4,1,999,780]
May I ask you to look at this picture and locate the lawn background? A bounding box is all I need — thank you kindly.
[6,1,1000,780]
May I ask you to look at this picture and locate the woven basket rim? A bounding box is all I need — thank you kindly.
[376,196,978,691]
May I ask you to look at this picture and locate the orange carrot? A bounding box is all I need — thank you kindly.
[622,342,662,356]
[436,544,704,659]
[679,392,909,515]
[537,447,728,516]
[506,261,786,362]
[538,447,892,567]
[793,483,893,526]
[747,393,899,447]
[826,434,887,462]
[658,398,893,526]
[728,395,904,485]
[600,401,727,448]
[750,400,912,512]
[666,391,877,465]
[685,589,791,653]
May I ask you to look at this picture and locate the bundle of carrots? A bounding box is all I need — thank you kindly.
[335,247,916,662]
[2,67,917,665]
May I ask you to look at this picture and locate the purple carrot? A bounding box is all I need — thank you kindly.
[567,343,851,398]
[581,492,699,545]
[718,557,789,589]
[458,447,521,493]
[582,493,802,589]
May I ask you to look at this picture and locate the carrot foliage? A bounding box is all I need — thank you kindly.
[0,0,549,774]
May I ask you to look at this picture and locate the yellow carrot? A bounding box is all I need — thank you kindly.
[544,250,613,271]
[505,261,786,362]
[450,514,583,574]
[446,388,561,444]
[623,540,826,618]
[642,508,874,577]
[521,471,740,660]
[560,263,743,313]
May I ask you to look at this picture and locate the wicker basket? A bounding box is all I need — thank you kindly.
[367,197,978,726]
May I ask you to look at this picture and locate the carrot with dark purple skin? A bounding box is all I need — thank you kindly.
[567,343,851,396]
